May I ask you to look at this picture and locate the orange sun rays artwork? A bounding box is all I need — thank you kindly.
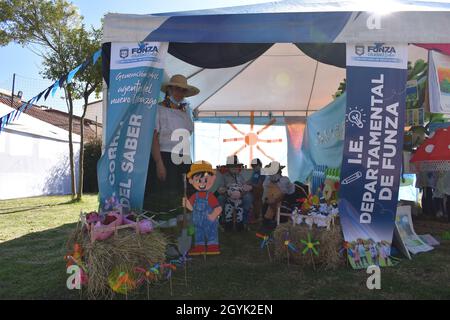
[222,112,283,166]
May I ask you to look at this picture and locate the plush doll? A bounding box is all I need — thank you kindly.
[224,183,245,231]
[300,194,320,213]
[184,161,222,256]
[262,182,285,221]
[322,179,340,204]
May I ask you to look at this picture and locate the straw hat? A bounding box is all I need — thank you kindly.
[161,74,200,97]
[187,160,215,179]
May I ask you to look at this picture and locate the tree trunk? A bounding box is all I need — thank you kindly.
[77,96,88,200]
[65,87,76,199]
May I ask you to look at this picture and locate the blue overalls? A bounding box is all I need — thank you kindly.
[192,192,219,246]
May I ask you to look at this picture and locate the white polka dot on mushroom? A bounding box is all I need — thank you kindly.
[425,144,434,153]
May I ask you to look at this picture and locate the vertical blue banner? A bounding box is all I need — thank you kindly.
[98,42,168,211]
[340,43,407,269]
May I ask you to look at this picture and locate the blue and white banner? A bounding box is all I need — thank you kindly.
[339,43,407,269]
[98,42,168,211]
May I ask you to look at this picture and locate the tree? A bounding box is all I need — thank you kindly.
[41,26,102,200]
[333,78,346,99]
[1,0,102,199]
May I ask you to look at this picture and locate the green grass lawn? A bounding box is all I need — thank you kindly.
[1,195,449,300]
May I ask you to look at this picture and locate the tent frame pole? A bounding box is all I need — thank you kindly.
[305,60,319,117]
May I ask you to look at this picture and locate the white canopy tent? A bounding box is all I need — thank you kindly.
[100,1,442,173]
[102,1,439,121]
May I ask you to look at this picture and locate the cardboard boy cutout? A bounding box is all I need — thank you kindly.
[184,161,222,256]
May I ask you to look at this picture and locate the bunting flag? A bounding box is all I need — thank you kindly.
[58,74,68,88]
[67,65,82,84]
[92,49,101,65]
[51,81,59,97]
[0,48,102,133]
[43,85,53,101]
[22,97,36,114]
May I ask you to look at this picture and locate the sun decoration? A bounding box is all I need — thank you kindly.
[301,233,320,256]
[223,111,282,166]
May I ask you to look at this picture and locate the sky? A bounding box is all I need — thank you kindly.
[0,0,273,115]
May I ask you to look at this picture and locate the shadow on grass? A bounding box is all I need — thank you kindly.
[0,197,93,215]
[0,222,449,300]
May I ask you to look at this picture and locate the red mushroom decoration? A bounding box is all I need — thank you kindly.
[410,128,450,172]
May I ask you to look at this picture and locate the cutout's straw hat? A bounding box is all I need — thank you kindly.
[161,74,200,97]
[187,160,215,179]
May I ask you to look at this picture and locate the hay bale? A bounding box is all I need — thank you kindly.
[67,225,168,299]
[273,221,344,270]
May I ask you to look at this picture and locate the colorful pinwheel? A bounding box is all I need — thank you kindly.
[170,251,192,266]
[108,269,136,297]
[134,266,159,300]
[170,251,191,287]
[301,233,320,270]
[283,232,298,253]
[150,263,160,277]
[104,195,121,211]
[256,233,273,262]
[134,267,156,285]
[256,233,272,249]
[161,263,176,279]
[301,233,320,256]
[160,263,177,296]
[64,243,87,273]
[339,241,352,256]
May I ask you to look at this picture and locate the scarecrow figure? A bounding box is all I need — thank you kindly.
[184,161,222,256]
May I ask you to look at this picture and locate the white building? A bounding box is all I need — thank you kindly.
[0,101,80,199]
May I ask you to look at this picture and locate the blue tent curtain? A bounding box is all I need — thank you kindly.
[168,43,273,69]
[295,43,346,68]
[102,41,345,84]
[101,42,111,87]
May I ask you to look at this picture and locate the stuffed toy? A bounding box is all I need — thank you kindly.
[224,183,245,231]
[184,161,222,256]
[322,179,340,204]
[262,182,285,221]
[300,194,320,213]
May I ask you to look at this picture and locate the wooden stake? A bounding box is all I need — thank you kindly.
[266,245,272,263]
[90,222,94,244]
[310,250,316,271]
[184,261,188,287]
[287,247,290,268]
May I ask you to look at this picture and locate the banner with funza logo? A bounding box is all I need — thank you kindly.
[98,42,168,212]
[339,43,407,269]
